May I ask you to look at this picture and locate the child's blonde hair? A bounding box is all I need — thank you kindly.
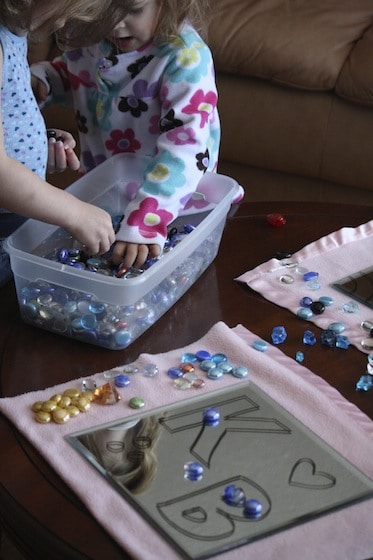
[155,0,210,42]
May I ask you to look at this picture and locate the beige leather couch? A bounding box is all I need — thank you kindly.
[209,0,373,205]
[29,0,373,206]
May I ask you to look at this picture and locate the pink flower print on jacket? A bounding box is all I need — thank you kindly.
[127,198,173,239]
[105,129,141,155]
[182,90,218,128]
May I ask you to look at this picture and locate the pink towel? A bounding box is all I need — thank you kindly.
[236,220,373,353]
[0,322,372,560]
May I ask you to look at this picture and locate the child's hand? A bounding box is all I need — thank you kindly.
[31,75,48,103]
[47,129,80,173]
[64,199,116,255]
[111,241,161,272]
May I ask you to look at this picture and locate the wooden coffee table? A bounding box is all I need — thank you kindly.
[0,201,372,559]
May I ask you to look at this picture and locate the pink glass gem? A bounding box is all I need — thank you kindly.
[266,213,286,227]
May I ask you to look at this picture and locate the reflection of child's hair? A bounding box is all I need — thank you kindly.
[81,415,162,495]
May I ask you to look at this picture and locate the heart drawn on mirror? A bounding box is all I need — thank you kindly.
[289,458,336,489]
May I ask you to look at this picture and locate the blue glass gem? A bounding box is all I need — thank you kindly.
[356,375,373,392]
[297,308,313,320]
[252,340,268,352]
[299,296,313,308]
[303,271,319,282]
[114,374,131,388]
[319,296,334,307]
[321,329,336,347]
[271,326,287,345]
[181,352,197,363]
[207,368,224,380]
[222,484,245,506]
[335,335,350,349]
[295,351,304,363]
[306,279,321,291]
[243,498,263,519]
[195,350,211,362]
[211,353,228,364]
[200,359,216,372]
[232,365,249,378]
[310,301,325,315]
[167,367,184,379]
[303,330,317,346]
[203,407,220,426]
[114,329,131,348]
[328,322,345,334]
[184,461,204,481]
[218,361,234,374]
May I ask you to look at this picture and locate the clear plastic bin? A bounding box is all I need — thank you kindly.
[5,154,240,349]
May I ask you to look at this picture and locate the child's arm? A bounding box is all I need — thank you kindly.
[0,52,115,255]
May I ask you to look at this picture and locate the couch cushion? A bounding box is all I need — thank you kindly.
[209,0,373,93]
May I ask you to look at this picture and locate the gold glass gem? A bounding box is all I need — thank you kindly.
[50,394,62,403]
[52,408,70,424]
[76,397,91,412]
[63,388,81,399]
[58,396,72,408]
[66,405,80,417]
[35,411,52,424]
[31,401,44,412]
[41,400,58,413]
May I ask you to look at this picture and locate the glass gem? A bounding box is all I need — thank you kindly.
[368,353,373,366]
[321,330,336,347]
[184,461,204,481]
[218,361,234,373]
[203,407,220,426]
[223,484,245,506]
[232,365,249,378]
[114,374,130,388]
[303,330,317,346]
[297,308,313,320]
[306,280,321,291]
[356,375,373,392]
[168,367,184,379]
[122,364,139,375]
[335,335,350,349]
[181,352,197,363]
[211,353,228,364]
[174,378,192,389]
[179,362,195,373]
[271,326,287,345]
[243,498,263,518]
[361,321,373,332]
[342,300,359,313]
[319,296,334,307]
[200,359,216,372]
[94,383,121,404]
[252,340,268,352]
[207,368,224,380]
[310,301,325,315]
[361,338,373,350]
[303,271,319,282]
[195,350,211,361]
[279,274,294,284]
[328,322,345,334]
[266,213,286,227]
[129,396,145,409]
[191,378,205,388]
[143,364,158,377]
[299,297,313,307]
[295,351,304,363]
[81,378,97,391]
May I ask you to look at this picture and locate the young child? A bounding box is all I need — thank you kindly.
[0,0,131,286]
[31,0,230,272]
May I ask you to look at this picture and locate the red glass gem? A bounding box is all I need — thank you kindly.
[266,213,286,227]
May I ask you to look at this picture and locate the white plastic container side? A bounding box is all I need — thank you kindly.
[5,154,240,349]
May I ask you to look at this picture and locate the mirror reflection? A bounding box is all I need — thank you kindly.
[67,384,373,559]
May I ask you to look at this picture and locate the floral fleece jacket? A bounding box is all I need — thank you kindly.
[32,23,221,251]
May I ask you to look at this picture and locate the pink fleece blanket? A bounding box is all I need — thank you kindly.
[236,220,373,353]
[0,322,372,560]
